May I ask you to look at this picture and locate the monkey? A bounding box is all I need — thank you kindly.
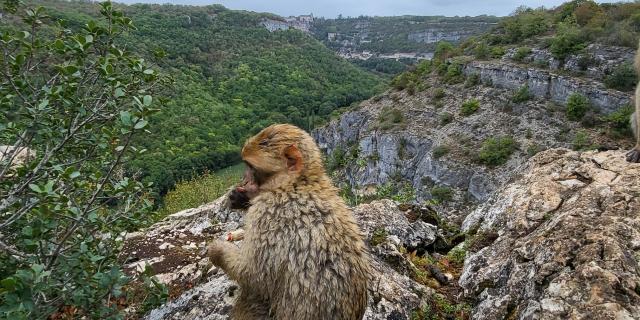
[628,41,640,163]
[208,124,370,320]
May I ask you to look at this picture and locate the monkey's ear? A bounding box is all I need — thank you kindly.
[283,145,303,172]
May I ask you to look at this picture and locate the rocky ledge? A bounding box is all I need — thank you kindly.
[122,197,441,319]
[123,149,639,320]
[461,149,640,319]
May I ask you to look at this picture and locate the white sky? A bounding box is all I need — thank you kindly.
[114,0,594,18]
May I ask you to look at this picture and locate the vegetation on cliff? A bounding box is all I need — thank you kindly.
[3,0,384,199]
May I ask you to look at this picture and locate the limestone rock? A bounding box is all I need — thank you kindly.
[125,197,432,319]
[460,149,640,320]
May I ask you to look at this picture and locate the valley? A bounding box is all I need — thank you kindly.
[1,0,640,319]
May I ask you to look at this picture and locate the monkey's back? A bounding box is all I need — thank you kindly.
[240,188,369,320]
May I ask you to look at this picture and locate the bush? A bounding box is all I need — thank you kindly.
[566,93,590,121]
[512,47,532,62]
[439,112,454,125]
[434,41,456,61]
[474,42,490,60]
[465,73,480,88]
[605,104,635,137]
[376,107,405,131]
[572,130,593,150]
[604,63,637,91]
[432,145,450,158]
[550,23,586,59]
[479,136,518,166]
[444,62,464,84]
[0,3,167,318]
[491,46,506,59]
[433,88,446,100]
[430,186,453,203]
[461,99,480,116]
[512,85,532,103]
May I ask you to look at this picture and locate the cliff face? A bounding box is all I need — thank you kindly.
[313,61,632,220]
[464,61,631,114]
[460,149,640,319]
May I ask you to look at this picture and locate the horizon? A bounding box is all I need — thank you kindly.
[115,0,576,18]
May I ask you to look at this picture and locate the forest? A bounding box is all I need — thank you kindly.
[5,1,385,198]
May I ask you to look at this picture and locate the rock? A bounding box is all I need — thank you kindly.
[353,199,437,252]
[460,149,640,320]
[128,197,433,319]
[464,60,631,114]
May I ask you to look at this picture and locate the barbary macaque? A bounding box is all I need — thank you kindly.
[208,124,370,320]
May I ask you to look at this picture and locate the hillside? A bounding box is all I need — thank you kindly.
[314,1,638,221]
[7,1,385,197]
[311,15,499,75]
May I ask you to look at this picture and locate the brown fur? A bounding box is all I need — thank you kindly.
[628,41,640,162]
[208,124,370,320]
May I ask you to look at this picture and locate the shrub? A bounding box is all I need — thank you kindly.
[465,73,480,88]
[432,145,450,158]
[566,93,590,121]
[605,104,635,137]
[550,23,586,59]
[0,3,167,318]
[512,85,532,103]
[512,47,532,62]
[572,130,593,150]
[460,99,480,116]
[376,107,405,130]
[479,136,518,166]
[474,42,490,60]
[444,62,464,84]
[604,63,637,91]
[433,88,446,100]
[430,186,453,203]
[434,41,456,61]
[491,46,506,59]
[439,112,454,125]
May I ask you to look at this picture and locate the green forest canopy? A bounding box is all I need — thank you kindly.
[11,1,385,198]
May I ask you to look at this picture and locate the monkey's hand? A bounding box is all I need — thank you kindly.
[627,148,640,163]
[207,240,242,279]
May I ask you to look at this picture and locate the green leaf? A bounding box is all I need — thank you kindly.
[134,120,148,130]
[22,226,33,236]
[142,95,152,106]
[115,146,125,152]
[84,34,93,44]
[31,264,44,275]
[143,69,154,75]
[120,111,131,125]
[69,171,81,179]
[90,255,105,262]
[114,87,125,98]
[1,278,17,291]
[38,99,49,110]
[28,184,42,193]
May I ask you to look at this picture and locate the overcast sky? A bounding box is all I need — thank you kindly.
[115,0,588,18]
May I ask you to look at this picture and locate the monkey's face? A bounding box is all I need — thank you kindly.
[228,124,306,209]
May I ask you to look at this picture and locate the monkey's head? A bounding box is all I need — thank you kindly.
[228,124,325,209]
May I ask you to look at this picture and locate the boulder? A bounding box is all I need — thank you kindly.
[460,149,640,320]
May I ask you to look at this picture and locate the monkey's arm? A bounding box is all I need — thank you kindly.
[627,109,640,162]
[207,240,245,281]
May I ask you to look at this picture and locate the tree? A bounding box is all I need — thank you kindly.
[0,2,167,318]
